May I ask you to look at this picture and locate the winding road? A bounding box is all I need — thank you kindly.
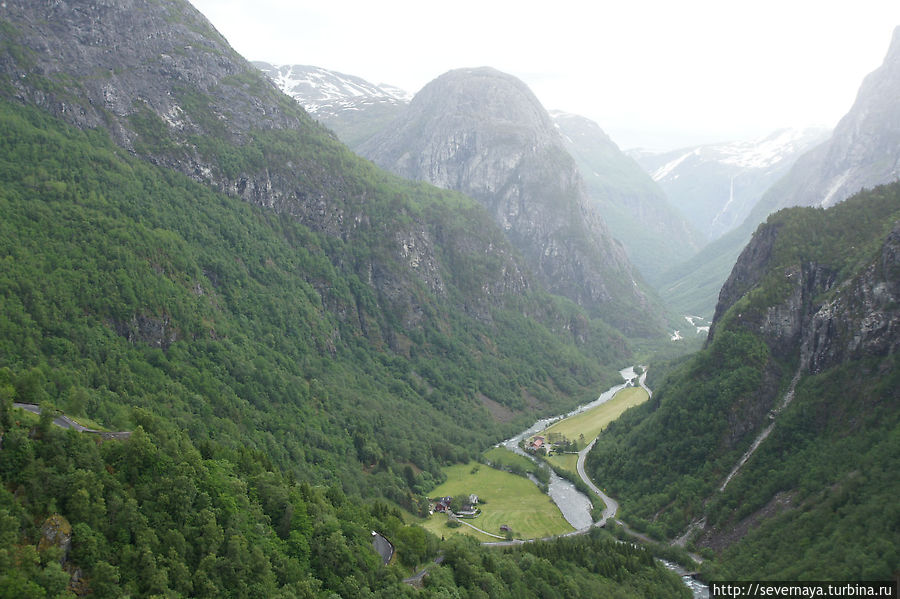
[574,369,651,527]
[576,438,618,526]
[12,403,131,439]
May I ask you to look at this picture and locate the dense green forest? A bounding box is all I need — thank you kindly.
[0,97,626,499]
[0,400,689,598]
[588,186,900,580]
[0,88,695,596]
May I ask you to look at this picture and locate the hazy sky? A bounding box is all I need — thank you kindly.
[189,0,899,150]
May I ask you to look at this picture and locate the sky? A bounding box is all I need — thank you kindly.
[188,0,900,151]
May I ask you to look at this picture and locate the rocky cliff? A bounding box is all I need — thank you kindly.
[0,1,538,332]
[588,183,900,579]
[710,188,900,374]
[754,26,900,214]
[359,67,665,336]
[655,27,900,319]
[552,111,703,285]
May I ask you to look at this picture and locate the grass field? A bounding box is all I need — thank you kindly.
[547,452,579,476]
[421,462,572,541]
[483,446,536,473]
[541,386,649,444]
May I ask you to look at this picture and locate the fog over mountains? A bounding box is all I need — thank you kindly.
[656,25,900,318]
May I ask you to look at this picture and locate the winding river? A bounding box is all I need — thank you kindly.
[498,367,710,598]
[499,366,637,529]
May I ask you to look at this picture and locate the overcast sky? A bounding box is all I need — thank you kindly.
[189,0,899,151]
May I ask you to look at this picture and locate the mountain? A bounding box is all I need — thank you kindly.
[656,27,900,318]
[748,25,900,215]
[552,111,704,285]
[252,61,409,148]
[589,182,900,579]
[358,67,667,337]
[0,0,639,493]
[0,2,695,596]
[259,65,700,292]
[632,127,830,241]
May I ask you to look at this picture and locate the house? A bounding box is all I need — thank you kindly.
[500,525,510,532]
[528,436,544,451]
[468,494,478,505]
[433,496,452,513]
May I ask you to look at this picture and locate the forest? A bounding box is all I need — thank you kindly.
[0,91,695,596]
[587,185,900,580]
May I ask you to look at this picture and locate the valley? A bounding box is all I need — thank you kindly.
[421,367,650,544]
[0,1,897,596]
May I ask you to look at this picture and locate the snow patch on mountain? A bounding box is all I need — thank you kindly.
[650,128,830,183]
[717,128,827,169]
[652,149,699,181]
[254,62,410,114]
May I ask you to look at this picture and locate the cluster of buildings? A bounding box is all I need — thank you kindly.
[432,494,479,517]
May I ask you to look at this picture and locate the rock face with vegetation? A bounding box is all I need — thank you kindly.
[359,67,666,336]
[655,27,900,318]
[552,111,703,285]
[589,183,900,579]
[0,1,699,596]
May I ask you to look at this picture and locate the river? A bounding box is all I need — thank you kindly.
[499,366,637,529]
[498,367,710,598]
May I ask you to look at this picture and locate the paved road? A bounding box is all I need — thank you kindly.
[371,531,394,565]
[576,438,618,526]
[402,555,444,586]
[12,403,131,439]
[572,369,653,527]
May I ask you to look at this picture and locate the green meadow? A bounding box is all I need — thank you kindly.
[483,446,537,473]
[547,452,579,476]
[542,386,650,445]
[421,462,572,541]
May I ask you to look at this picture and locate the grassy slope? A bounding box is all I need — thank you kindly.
[422,463,572,541]
[541,387,651,444]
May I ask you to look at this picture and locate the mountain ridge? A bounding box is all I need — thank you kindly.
[358,66,668,336]
[588,182,900,579]
[656,27,900,317]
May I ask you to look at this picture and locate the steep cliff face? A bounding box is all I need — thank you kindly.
[588,184,900,579]
[756,26,900,213]
[710,192,900,374]
[359,67,664,335]
[0,0,349,234]
[552,111,703,285]
[0,1,548,333]
[655,27,900,319]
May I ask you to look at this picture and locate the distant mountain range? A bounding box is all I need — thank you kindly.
[260,63,703,293]
[253,61,410,147]
[657,25,900,318]
[357,67,667,335]
[631,127,831,242]
[553,111,703,285]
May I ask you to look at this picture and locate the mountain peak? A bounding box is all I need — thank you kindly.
[359,67,665,335]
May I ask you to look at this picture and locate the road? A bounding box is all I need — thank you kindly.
[12,403,131,439]
[572,368,651,527]
[576,438,618,526]
[371,531,394,565]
